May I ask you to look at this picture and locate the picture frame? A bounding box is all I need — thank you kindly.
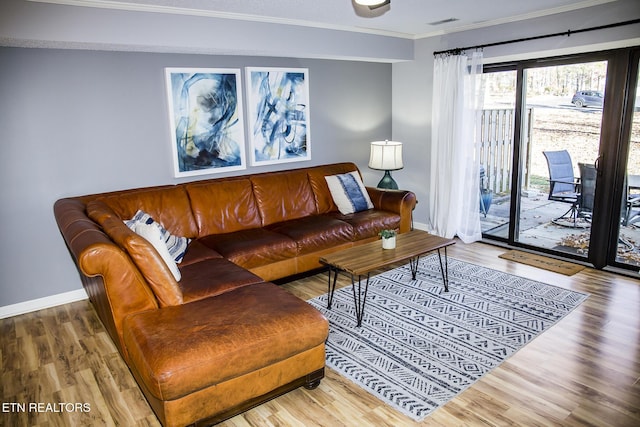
[165,68,246,177]
[246,67,311,166]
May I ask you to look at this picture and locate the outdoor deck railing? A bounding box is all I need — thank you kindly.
[478,108,533,194]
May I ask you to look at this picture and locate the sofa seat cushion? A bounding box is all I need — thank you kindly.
[266,216,354,255]
[198,228,298,269]
[179,240,223,267]
[179,258,264,303]
[122,283,329,401]
[328,210,401,240]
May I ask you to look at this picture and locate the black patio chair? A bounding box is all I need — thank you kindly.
[543,150,581,227]
[625,198,640,226]
[578,162,596,220]
[622,175,640,226]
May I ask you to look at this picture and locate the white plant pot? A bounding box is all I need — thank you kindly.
[382,236,396,249]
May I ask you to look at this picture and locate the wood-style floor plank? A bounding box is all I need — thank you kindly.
[1,241,639,426]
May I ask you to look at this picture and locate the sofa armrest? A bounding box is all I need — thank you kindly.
[366,188,417,233]
[54,198,158,358]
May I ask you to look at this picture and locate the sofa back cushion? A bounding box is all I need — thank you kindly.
[251,169,317,226]
[307,163,360,214]
[186,178,262,235]
[99,186,199,239]
[87,200,184,307]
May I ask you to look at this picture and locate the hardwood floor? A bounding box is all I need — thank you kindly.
[2,242,639,426]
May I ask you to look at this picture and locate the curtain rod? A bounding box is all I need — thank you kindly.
[433,19,640,56]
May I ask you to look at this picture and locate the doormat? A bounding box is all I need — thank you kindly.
[499,250,584,276]
[307,255,588,421]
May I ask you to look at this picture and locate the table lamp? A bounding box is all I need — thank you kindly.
[368,140,403,189]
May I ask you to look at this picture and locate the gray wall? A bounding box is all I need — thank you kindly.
[0,47,392,307]
[392,0,640,228]
[2,0,638,310]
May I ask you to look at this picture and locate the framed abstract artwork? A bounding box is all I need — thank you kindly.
[165,68,246,177]
[246,67,311,166]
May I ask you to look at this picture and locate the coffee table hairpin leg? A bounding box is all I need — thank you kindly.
[437,247,450,292]
[326,268,370,327]
[408,248,450,292]
[409,256,420,279]
[326,267,339,309]
[351,273,370,327]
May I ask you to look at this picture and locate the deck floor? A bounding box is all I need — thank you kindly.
[480,190,640,266]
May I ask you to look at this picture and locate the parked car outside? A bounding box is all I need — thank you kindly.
[571,90,604,108]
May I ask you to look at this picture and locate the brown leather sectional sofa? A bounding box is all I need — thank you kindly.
[53,162,417,426]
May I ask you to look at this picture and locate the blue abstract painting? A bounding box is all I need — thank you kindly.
[246,68,311,166]
[165,68,246,177]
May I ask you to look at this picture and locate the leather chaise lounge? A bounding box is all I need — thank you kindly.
[53,162,417,426]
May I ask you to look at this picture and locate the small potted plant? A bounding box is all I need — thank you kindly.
[378,229,397,249]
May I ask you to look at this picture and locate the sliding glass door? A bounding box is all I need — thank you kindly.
[479,70,517,239]
[479,59,607,258]
[480,47,640,273]
[518,61,606,259]
[615,53,640,268]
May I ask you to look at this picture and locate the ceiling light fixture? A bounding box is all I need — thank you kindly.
[354,0,390,10]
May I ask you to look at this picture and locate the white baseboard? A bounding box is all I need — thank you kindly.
[0,289,88,319]
[413,221,429,231]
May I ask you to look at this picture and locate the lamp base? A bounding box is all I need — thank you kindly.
[377,170,398,189]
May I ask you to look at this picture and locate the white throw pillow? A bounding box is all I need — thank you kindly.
[125,210,190,263]
[325,171,374,215]
[134,222,181,282]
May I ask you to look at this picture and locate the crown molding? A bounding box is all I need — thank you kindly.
[414,0,619,39]
[26,0,415,39]
[28,0,619,42]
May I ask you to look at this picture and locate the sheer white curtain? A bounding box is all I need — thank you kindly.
[428,51,484,243]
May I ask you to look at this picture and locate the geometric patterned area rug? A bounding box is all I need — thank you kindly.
[307,255,589,422]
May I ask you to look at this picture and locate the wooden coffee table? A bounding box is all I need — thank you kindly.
[319,230,455,326]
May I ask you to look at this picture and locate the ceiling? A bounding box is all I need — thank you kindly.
[36,0,619,38]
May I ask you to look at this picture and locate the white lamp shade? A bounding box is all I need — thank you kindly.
[368,140,403,171]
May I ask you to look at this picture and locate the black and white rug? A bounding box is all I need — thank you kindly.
[307,255,588,422]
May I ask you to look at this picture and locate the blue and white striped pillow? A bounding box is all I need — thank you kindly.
[125,210,190,263]
[325,171,374,215]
